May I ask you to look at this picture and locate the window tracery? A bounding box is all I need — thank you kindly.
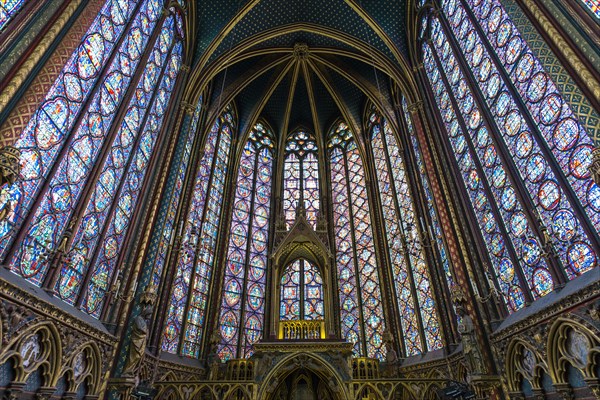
[283,130,319,228]
[402,98,454,289]
[162,105,233,357]
[2,0,146,259]
[217,123,274,361]
[279,258,324,322]
[151,98,203,288]
[0,0,184,317]
[329,122,385,360]
[420,0,599,312]
[368,110,442,355]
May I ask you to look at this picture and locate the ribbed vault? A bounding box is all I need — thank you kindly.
[183,0,420,144]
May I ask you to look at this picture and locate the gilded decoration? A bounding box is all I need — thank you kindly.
[500,0,600,144]
[0,0,103,146]
[0,0,599,399]
[0,279,113,397]
[492,278,600,399]
[592,147,600,186]
[0,146,20,190]
[0,1,64,81]
[147,343,469,400]
[270,207,332,272]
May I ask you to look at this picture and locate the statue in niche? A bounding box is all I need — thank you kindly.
[206,330,222,380]
[123,303,153,378]
[381,330,400,377]
[386,341,398,364]
[0,146,21,222]
[456,305,485,376]
[122,285,157,379]
[0,146,20,188]
[566,329,590,366]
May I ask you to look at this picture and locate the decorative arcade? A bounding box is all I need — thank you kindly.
[0,0,598,399]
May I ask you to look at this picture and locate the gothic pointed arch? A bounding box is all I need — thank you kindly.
[216,120,276,361]
[162,103,235,357]
[328,120,387,360]
[257,352,349,400]
[418,0,600,314]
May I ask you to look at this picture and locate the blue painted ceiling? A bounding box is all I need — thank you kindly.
[191,0,414,140]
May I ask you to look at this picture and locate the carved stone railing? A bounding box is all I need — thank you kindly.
[278,319,325,340]
[352,357,380,380]
[225,359,254,381]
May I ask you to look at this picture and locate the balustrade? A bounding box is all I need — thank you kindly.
[278,320,325,340]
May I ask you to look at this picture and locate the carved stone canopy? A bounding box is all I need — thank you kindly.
[270,210,332,271]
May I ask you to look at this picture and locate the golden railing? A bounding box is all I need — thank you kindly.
[278,320,326,340]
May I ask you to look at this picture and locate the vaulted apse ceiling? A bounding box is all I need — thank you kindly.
[185,0,418,142]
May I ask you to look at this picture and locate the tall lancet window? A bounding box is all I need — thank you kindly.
[218,123,274,361]
[0,0,184,317]
[368,110,442,356]
[402,98,454,289]
[150,98,204,288]
[421,0,599,313]
[280,259,324,321]
[162,105,233,357]
[283,130,320,228]
[329,122,385,360]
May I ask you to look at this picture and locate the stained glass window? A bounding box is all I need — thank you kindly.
[368,110,442,355]
[279,259,324,322]
[57,16,182,313]
[0,0,26,32]
[420,0,599,312]
[217,123,274,361]
[162,106,233,357]
[0,0,184,317]
[1,0,142,258]
[283,130,320,228]
[150,98,203,289]
[580,0,600,18]
[328,122,385,360]
[402,98,455,289]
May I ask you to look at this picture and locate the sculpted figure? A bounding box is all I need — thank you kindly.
[123,304,153,377]
[386,342,398,364]
[457,306,485,375]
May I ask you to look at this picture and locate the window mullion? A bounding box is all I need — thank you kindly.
[299,155,305,211]
[71,19,175,305]
[455,0,600,254]
[300,259,305,320]
[378,124,429,353]
[361,136,407,357]
[341,147,368,357]
[436,11,569,287]
[3,0,150,265]
[236,147,259,357]
[397,107,451,348]
[428,40,535,304]
[152,103,203,351]
[418,45,510,317]
[178,121,225,355]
